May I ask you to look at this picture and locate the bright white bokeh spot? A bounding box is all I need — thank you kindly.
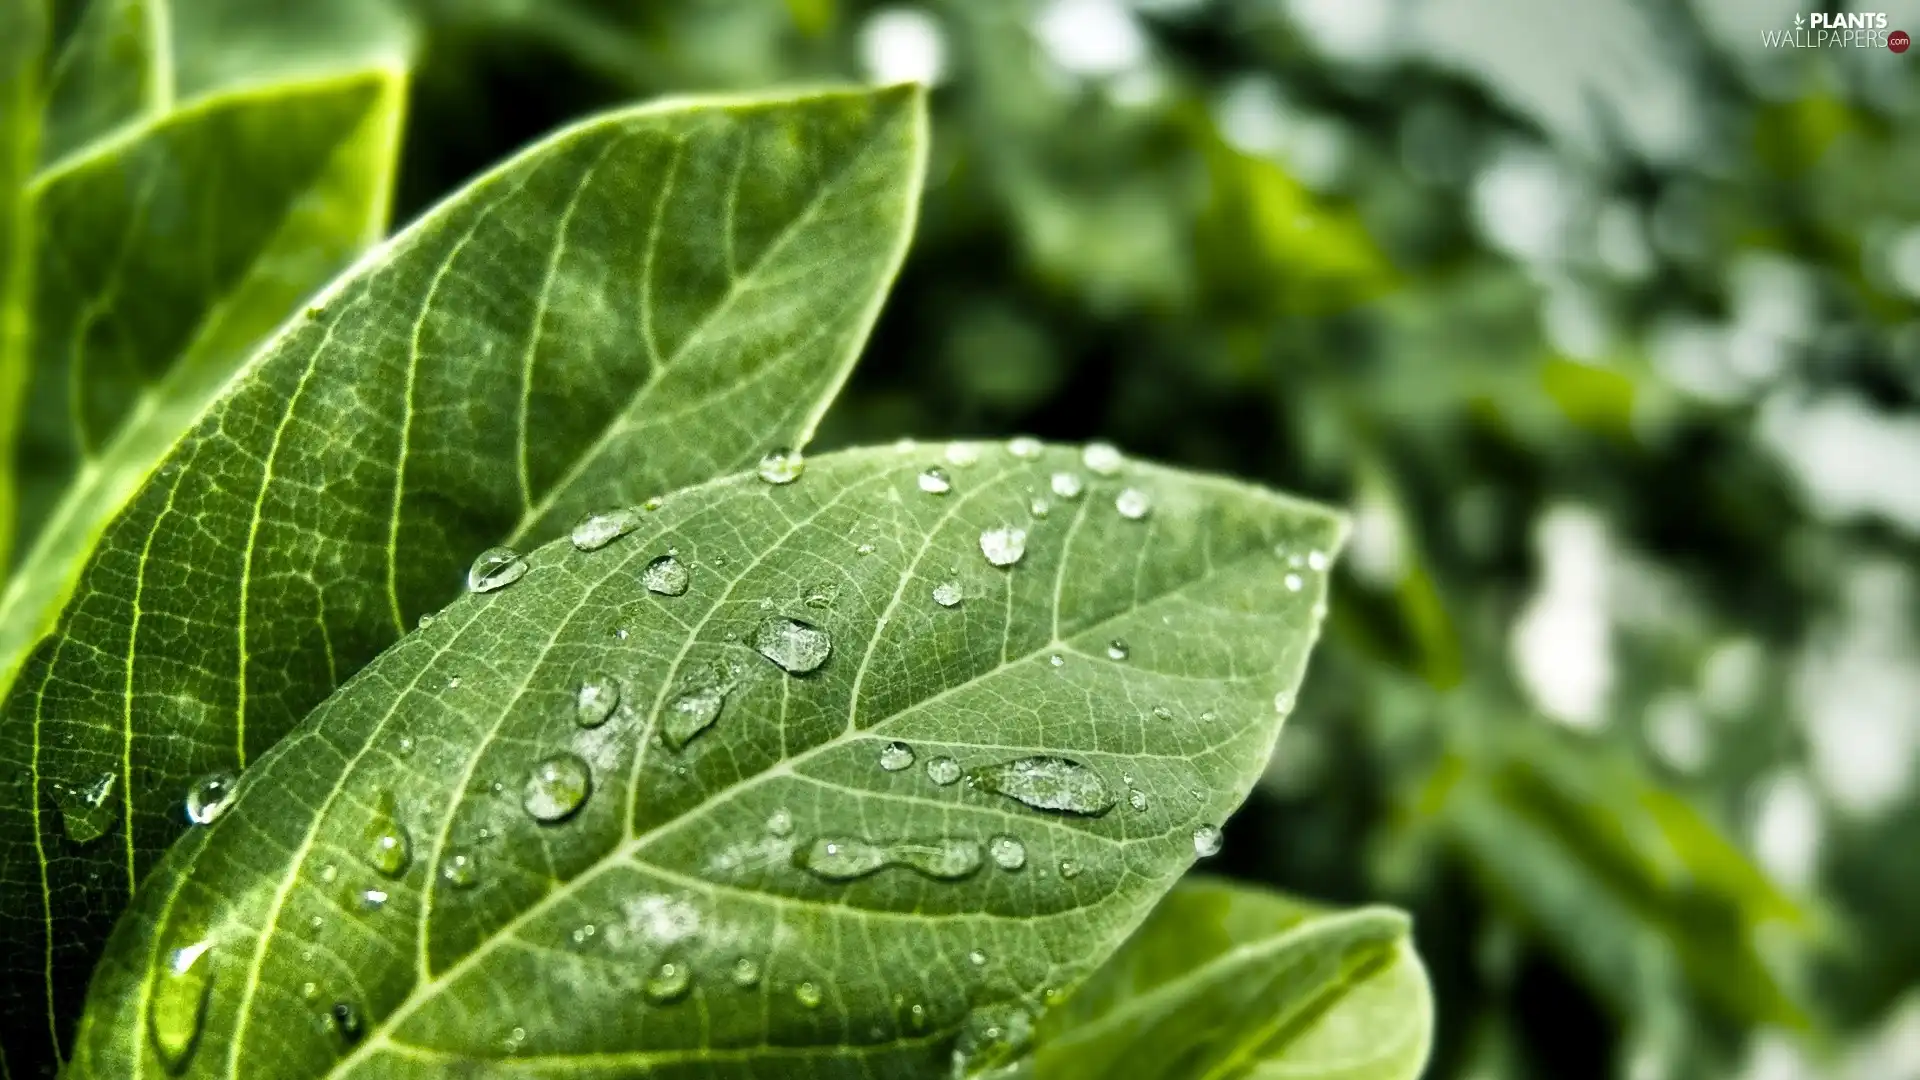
[1346,489,1405,587]
[858,8,948,86]
[1749,769,1821,892]
[1033,0,1148,77]
[1285,0,1394,62]
[1792,561,1920,817]
[1644,692,1710,774]
[1593,200,1655,280]
[1760,391,1920,537]
[1472,146,1577,265]
[1542,281,1612,360]
[1888,225,1920,300]
[1510,506,1613,731]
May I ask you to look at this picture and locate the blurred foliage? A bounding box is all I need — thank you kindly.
[226,0,1920,1075]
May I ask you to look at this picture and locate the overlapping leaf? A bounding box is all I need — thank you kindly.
[40,0,165,164]
[0,85,925,1071]
[1028,878,1432,1080]
[0,0,46,583]
[70,441,1344,1079]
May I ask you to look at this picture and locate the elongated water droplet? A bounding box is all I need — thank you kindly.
[359,888,389,912]
[467,546,527,593]
[149,938,215,1073]
[731,957,762,987]
[1193,824,1223,857]
[1007,436,1043,459]
[1129,789,1149,812]
[665,682,728,749]
[1151,705,1173,721]
[1105,639,1129,661]
[795,981,823,1008]
[917,467,952,494]
[1115,487,1152,520]
[523,753,591,823]
[1082,442,1123,476]
[1050,471,1084,499]
[797,837,983,881]
[440,850,478,889]
[969,756,1115,816]
[645,960,692,1003]
[766,807,795,838]
[797,838,889,880]
[363,796,412,877]
[757,448,805,484]
[878,741,916,772]
[53,771,118,845]
[570,508,640,551]
[897,839,982,879]
[576,676,620,728]
[932,581,963,608]
[988,835,1026,870]
[925,756,962,785]
[979,526,1027,567]
[184,771,238,825]
[642,554,691,596]
[752,616,832,674]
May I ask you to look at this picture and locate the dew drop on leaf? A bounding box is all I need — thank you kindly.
[1151,705,1173,721]
[757,448,805,484]
[467,546,528,593]
[1048,653,1065,667]
[751,615,832,674]
[979,525,1027,567]
[917,466,952,494]
[52,771,118,845]
[184,771,238,825]
[968,756,1116,816]
[1050,471,1084,499]
[797,837,981,880]
[968,949,988,967]
[1106,639,1130,661]
[1193,824,1224,858]
[569,508,640,551]
[1129,789,1149,812]
[1274,690,1295,715]
[148,938,214,1072]
[1115,487,1152,520]
[856,542,876,556]
[359,888,389,912]
[575,676,620,728]
[794,981,823,1009]
[1081,442,1123,476]
[796,838,889,881]
[925,756,962,785]
[644,960,692,1004]
[766,807,795,838]
[896,839,982,880]
[440,851,478,889]
[362,798,412,878]
[1007,435,1042,459]
[946,442,981,466]
[878,741,916,772]
[1029,496,1051,518]
[665,682,728,749]
[642,554,691,596]
[331,1001,364,1043]
[730,957,762,987]
[1059,859,1081,879]
[522,753,591,823]
[932,580,963,608]
[953,1001,1037,1077]
[988,835,1026,870]
[1308,549,1330,572]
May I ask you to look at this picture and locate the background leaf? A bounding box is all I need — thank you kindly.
[1029,877,1432,1080]
[40,0,166,166]
[71,440,1343,1079]
[0,0,45,586]
[0,83,925,1071]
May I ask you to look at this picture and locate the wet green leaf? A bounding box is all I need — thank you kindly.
[70,441,1343,1079]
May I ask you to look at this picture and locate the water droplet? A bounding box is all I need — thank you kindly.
[52,771,118,845]
[1007,436,1043,459]
[416,613,435,629]
[968,756,1116,816]
[946,443,981,467]
[979,526,1027,567]
[968,949,988,967]
[917,467,952,494]
[642,554,691,596]
[1115,487,1152,520]
[440,851,478,889]
[1129,789,1149,812]
[1082,442,1123,476]
[953,1002,1037,1076]
[184,771,238,825]
[932,581,963,608]
[988,835,1026,870]
[331,1001,363,1043]
[148,938,215,1072]
[359,888,389,911]
[644,960,692,1004]
[766,808,795,838]
[794,981,823,1009]
[320,864,338,884]
[447,676,462,690]
[1105,639,1129,661]
[1059,859,1082,879]
[1274,690,1295,715]
[523,753,591,823]
[802,581,840,609]
[1284,573,1303,592]
[362,799,412,877]
[570,508,640,551]
[751,616,832,674]
[878,741,916,772]
[925,756,962,785]
[642,496,663,511]
[1151,705,1173,721]
[467,546,527,593]
[665,681,728,749]
[856,542,876,556]
[1050,471,1084,499]
[797,837,982,881]
[1048,653,1065,667]
[757,448,805,484]
[731,957,762,987]
[1029,496,1051,518]
[575,676,620,728]
[1308,549,1330,572]
[1193,824,1224,857]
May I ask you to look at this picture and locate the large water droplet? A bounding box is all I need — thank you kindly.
[149,938,215,1073]
[570,508,640,551]
[752,616,831,674]
[523,753,591,823]
[988,835,1026,870]
[757,448,805,484]
[1007,436,1043,459]
[1050,471,1084,499]
[731,957,762,987]
[184,771,238,825]
[1105,639,1129,661]
[794,981,823,1008]
[440,850,479,889]
[797,837,982,881]
[642,554,691,596]
[925,756,962,786]
[1192,824,1224,857]
[644,960,692,1004]
[917,467,952,495]
[1081,442,1123,476]
[467,546,527,593]
[979,526,1027,568]
[878,741,916,772]
[1114,488,1152,520]
[53,771,118,845]
[665,681,728,749]
[931,581,963,608]
[968,756,1115,816]
[362,796,412,877]
[576,676,620,728]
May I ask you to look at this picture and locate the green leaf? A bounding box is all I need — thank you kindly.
[0,84,925,1069]
[41,0,167,165]
[1028,878,1432,1080]
[70,441,1344,1079]
[0,0,47,586]
[1,65,407,690]
[166,0,415,100]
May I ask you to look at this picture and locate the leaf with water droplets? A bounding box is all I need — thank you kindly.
[1027,879,1433,1080]
[70,441,1343,1078]
[5,85,927,1057]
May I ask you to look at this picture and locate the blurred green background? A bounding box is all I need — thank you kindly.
[189,0,1920,1075]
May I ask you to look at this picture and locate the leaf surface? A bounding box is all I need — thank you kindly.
[1028,878,1432,1080]
[0,0,46,586]
[40,0,167,165]
[0,84,924,1070]
[71,441,1343,1079]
